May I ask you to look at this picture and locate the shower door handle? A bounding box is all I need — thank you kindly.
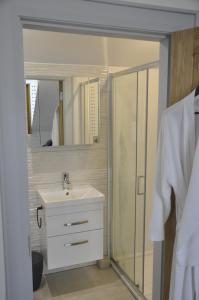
[137,176,145,195]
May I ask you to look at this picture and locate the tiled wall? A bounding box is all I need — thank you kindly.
[27,66,109,256]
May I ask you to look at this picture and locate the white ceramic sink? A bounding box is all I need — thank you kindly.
[38,185,104,208]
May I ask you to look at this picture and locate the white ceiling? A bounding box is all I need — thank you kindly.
[94,0,199,11]
[23,29,160,69]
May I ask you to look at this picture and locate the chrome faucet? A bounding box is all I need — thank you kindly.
[63,172,71,190]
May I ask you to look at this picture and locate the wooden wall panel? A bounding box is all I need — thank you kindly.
[164,27,199,300]
[169,28,194,105]
[193,28,199,88]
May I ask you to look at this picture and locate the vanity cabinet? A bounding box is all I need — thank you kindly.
[38,186,104,270]
[47,230,103,270]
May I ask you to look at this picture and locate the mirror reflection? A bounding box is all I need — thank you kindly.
[25,77,100,147]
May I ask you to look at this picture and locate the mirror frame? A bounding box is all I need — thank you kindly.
[24,66,101,151]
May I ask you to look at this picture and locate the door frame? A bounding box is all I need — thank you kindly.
[0,191,6,300]
[0,1,197,300]
[152,37,170,300]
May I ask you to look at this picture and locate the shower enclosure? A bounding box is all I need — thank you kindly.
[111,62,159,300]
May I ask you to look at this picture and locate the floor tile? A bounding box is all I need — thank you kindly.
[33,266,135,300]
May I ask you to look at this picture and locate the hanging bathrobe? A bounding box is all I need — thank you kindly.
[149,89,199,300]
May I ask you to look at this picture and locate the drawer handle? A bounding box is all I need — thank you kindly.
[64,220,88,227]
[64,240,88,247]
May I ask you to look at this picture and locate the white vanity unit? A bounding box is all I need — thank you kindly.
[38,185,104,271]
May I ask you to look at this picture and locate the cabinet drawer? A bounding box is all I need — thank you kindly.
[47,230,103,270]
[46,210,103,237]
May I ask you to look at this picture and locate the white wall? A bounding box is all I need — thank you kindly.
[23,30,160,68]
[97,0,199,12]
[0,192,6,300]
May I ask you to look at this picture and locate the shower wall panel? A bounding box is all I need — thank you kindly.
[111,63,159,300]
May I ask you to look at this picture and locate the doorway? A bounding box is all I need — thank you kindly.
[1,1,197,299]
[22,28,162,300]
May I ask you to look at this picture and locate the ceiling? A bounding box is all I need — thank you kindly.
[23,29,160,69]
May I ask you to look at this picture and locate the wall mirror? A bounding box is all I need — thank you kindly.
[25,77,100,147]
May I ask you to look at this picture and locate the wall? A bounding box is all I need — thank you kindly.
[0,192,6,300]
[23,30,160,68]
[95,0,199,12]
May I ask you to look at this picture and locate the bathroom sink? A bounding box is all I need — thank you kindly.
[38,185,104,208]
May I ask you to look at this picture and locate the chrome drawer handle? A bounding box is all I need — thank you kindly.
[64,240,88,247]
[64,220,88,227]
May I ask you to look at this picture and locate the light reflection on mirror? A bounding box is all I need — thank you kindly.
[25,77,100,147]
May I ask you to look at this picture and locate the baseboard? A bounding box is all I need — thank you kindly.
[114,250,153,262]
[97,256,111,269]
[44,261,96,275]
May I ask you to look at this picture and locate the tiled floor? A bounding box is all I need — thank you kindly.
[115,254,152,300]
[34,266,136,300]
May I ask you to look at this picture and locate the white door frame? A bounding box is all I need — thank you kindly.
[0,191,6,300]
[152,37,170,300]
[0,1,197,300]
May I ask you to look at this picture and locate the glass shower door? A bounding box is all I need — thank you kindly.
[111,64,159,299]
[112,72,138,282]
